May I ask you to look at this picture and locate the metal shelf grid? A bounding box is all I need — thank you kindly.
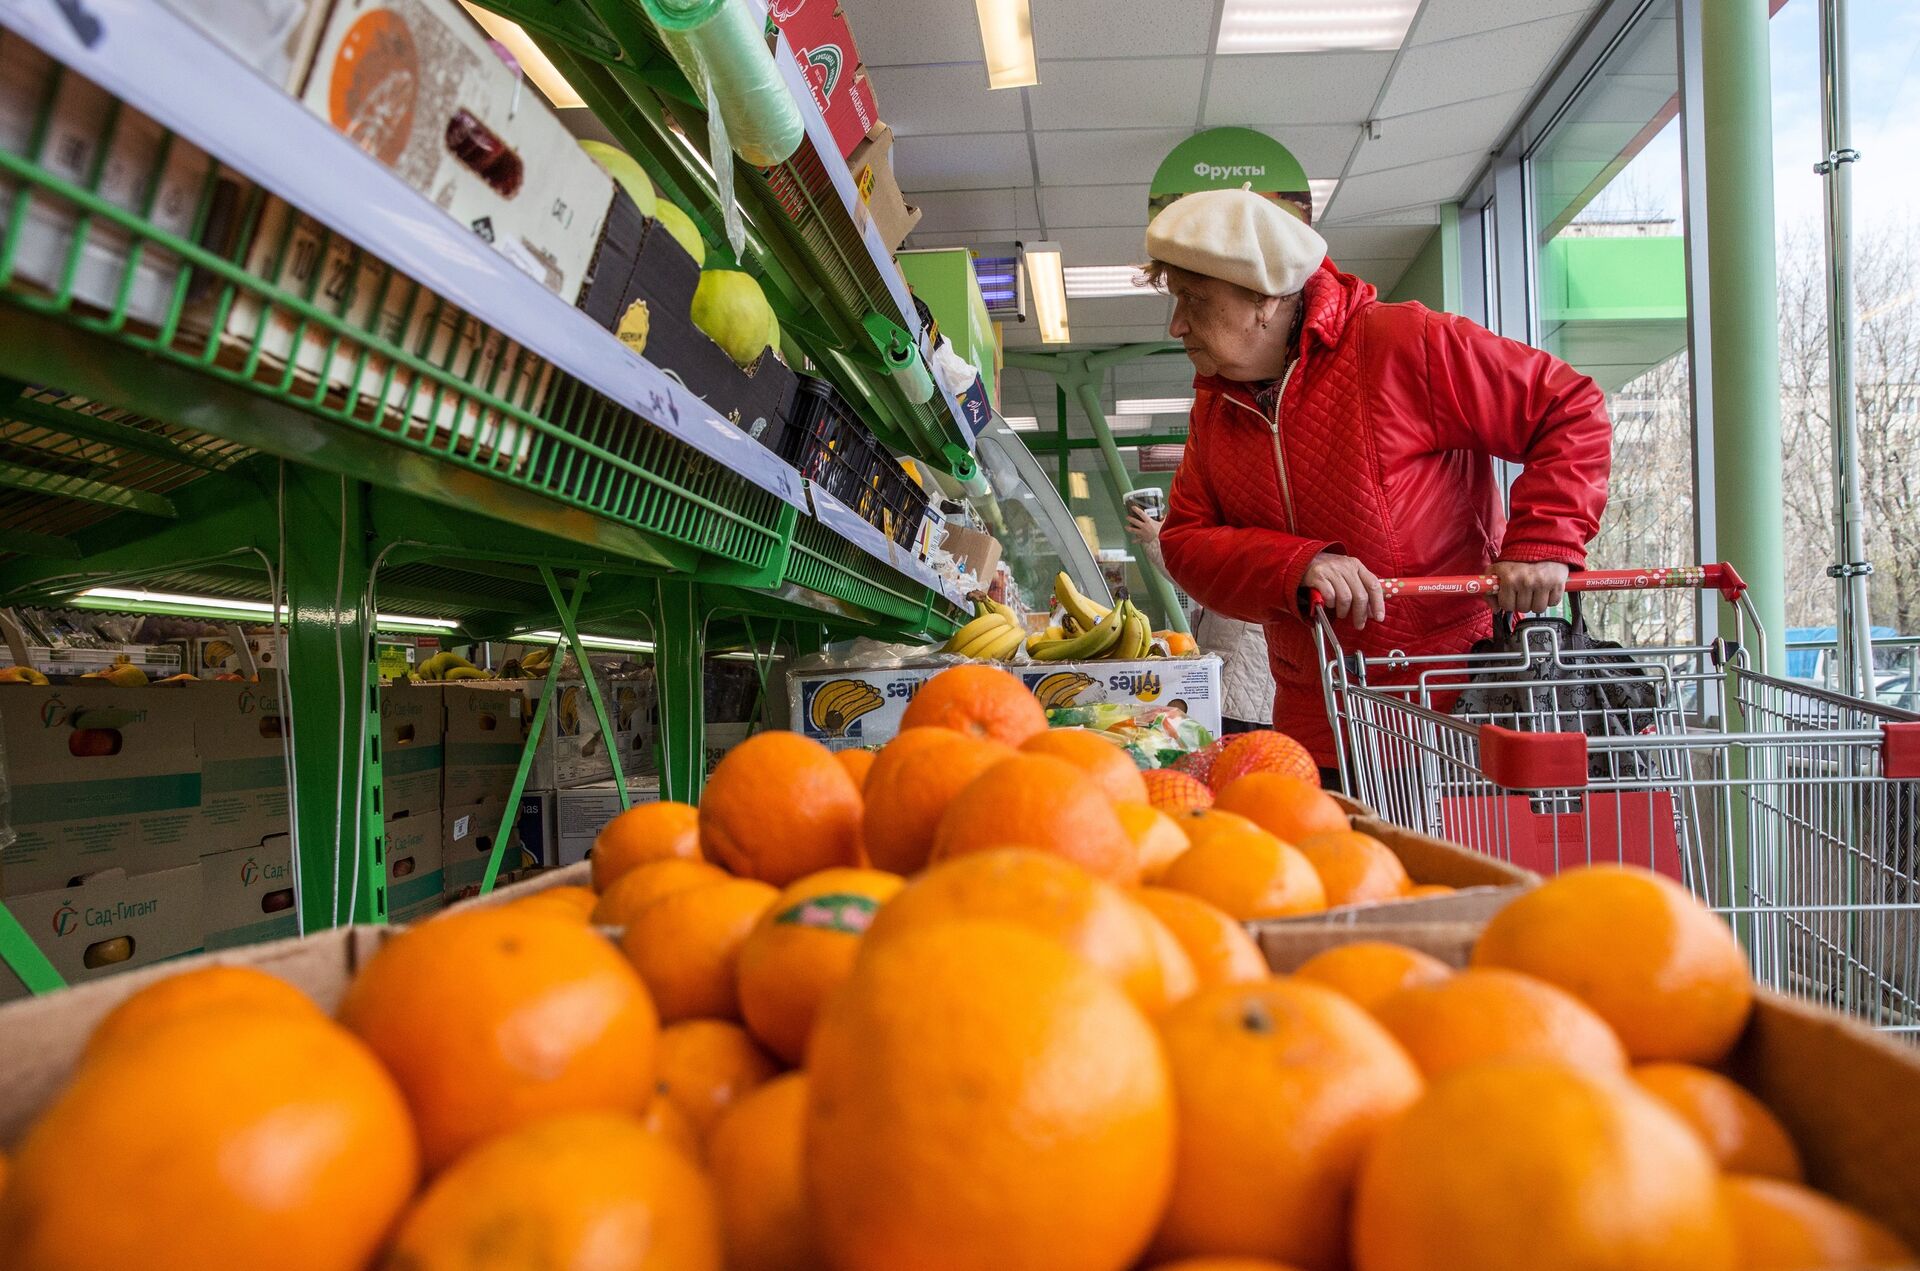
[0,48,785,577]
[789,512,951,623]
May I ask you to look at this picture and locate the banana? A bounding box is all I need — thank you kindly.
[970,590,1021,627]
[1114,602,1151,661]
[942,611,1015,656]
[1032,670,1096,709]
[972,623,1025,661]
[953,616,1020,659]
[1029,600,1125,662]
[445,666,491,681]
[1054,571,1111,632]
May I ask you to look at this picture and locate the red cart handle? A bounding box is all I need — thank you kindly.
[1306,563,1747,612]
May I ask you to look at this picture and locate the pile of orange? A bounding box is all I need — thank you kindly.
[0,664,1910,1271]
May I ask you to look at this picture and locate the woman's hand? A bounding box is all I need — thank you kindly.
[1303,552,1386,629]
[1125,507,1162,545]
[1491,560,1570,614]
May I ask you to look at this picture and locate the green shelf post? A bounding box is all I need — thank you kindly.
[481,573,593,896]
[281,469,385,930]
[0,902,65,996]
[542,565,632,807]
[655,577,706,804]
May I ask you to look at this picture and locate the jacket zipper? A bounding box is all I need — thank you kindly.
[1222,357,1301,533]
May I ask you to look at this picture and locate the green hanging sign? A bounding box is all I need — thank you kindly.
[1150,128,1313,224]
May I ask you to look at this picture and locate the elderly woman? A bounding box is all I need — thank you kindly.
[1149,186,1612,777]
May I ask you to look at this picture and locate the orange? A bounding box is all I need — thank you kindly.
[0,1009,416,1271]
[1021,727,1151,803]
[620,877,779,1022]
[1351,1060,1735,1271]
[710,1073,827,1271]
[1136,900,1201,1009]
[384,1112,721,1271]
[1370,967,1628,1079]
[1630,1063,1804,1181]
[1120,801,1191,882]
[833,746,877,790]
[1150,979,1423,1269]
[1176,807,1265,850]
[591,857,730,926]
[1405,883,1455,898]
[513,883,599,921]
[1472,865,1754,1063]
[861,727,1012,874]
[897,662,1048,746]
[931,753,1139,884]
[736,867,906,1064]
[654,1019,781,1141]
[1293,830,1411,907]
[83,964,321,1060]
[1148,1262,1305,1271]
[1158,819,1326,920]
[1209,731,1318,790]
[1160,631,1200,656]
[339,905,659,1171]
[1719,1174,1913,1269]
[1213,774,1348,843]
[700,731,863,885]
[591,800,701,892]
[1134,887,1269,988]
[642,1092,704,1162]
[1291,940,1453,1013]
[1144,767,1214,814]
[806,920,1174,1271]
[864,848,1182,1012]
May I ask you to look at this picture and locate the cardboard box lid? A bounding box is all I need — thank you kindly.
[0,685,202,803]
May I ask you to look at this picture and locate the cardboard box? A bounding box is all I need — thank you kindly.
[770,2,879,158]
[787,658,1225,750]
[383,809,444,924]
[441,802,530,904]
[190,632,286,678]
[378,685,446,819]
[551,778,663,870]
[200,836,298,950]
[0,864,205,1002]
[939,524,1002,582]
[0,33,214,329]
[161,0,332,91]
[0,686,204,895]
[439,683,530,808]
[848,123,921,251]
[524,678,617,789]
[194,682,291,854]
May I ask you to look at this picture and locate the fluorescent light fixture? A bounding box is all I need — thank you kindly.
[1116,397,1194,415]
[1025,242,1070,343]
[1004,416,1040,431]
[521,630,655,653]
[975,0,1039,89]
[459,3,585,108]
[1310,179,1339,220]
[75,587,458,630]
[1218,0,1419,53]
[1065,265,1156,299]
[1069,472,1090,499]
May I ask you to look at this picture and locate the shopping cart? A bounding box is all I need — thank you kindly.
[1312,564,1920,1035]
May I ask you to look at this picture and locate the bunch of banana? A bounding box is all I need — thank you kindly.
[940,591,1025,662]
[1054,572,1111,634]
[809,679,885,738]
[416,650,491,681]
[1028,598,1153,663]
[500,646,554,680]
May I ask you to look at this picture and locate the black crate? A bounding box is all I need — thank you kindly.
[780,375,885,514]
[873,458,932,549]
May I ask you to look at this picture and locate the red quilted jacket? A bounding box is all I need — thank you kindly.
[1159,260,1611,765]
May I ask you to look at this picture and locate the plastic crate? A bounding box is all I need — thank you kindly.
[873,459,932,550]
[780,376,885,513]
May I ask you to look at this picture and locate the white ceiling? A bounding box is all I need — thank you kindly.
[844,0,1606,419]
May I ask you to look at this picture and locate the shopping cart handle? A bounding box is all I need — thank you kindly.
[1301,564,1748,615]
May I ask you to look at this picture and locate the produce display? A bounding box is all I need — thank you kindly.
[941,573,1183,664]
[3,663,1908,1270]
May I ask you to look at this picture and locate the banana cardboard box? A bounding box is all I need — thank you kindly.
[194,682,291,856]
[788,655,1224,750]
[523,677,617,789]
[378,686,446,820]
[543,778,664,870]
[200,835,298,951]
[0,686,204,897]
[0,864,205,1003]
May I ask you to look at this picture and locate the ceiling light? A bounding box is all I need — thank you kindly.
[520,630,655,653]
[1310,179,1339,220]
[1116,397,1194,415]
[1069,472,1091,500]
[1025,242,1070,343]
[75,588,460,630]
[460,3,585,108]
[1065,266,1157,299]
[974,0,1039,89]
[1218,1,1419,53]
[1004,416,1040,430]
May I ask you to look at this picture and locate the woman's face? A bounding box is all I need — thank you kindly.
[1165,272,1295,382]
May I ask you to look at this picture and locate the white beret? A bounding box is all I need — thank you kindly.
[1144,185,1328,297]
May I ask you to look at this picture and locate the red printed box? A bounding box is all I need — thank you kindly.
[769,0,879,158]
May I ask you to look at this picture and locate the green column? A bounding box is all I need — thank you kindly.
[1701,0,1787,670]
[655,578,706,804]
[1071,381,1190,636]
[1054,384,1070,500]
[282,469,385,929]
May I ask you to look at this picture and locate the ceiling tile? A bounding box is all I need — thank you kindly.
[1041,183,1152,229]
[892,132,1034,191]
[1033,0,1215,58]
[1378,12,1587,116]
[1027,58,1207,131]
[1326,151,1487,218]
[1348,90,1526,175]
[1203,53,1395,127]
[1059,226,1151,265]
[1034,128,1191,187]
[1411,0,1597,47]
[1332,256,1418,285]
[910,187,1040,234]
[868,64,1027,136]
[1321,203,1444,227]
[841,0,989,66]
[1319,225,1435,259]
[1069,294,1172,327]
